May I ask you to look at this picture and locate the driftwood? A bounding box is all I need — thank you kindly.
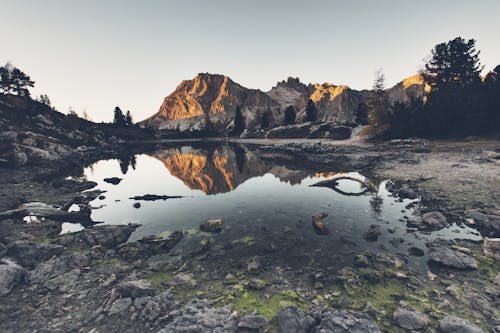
[311,173,377,196]
[129,194,183,201]
[312,212,329,235]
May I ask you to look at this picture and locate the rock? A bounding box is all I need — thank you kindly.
[393,308,428,330]
[133,202,141,209]
[439,316,485,333]
[267,124,311,139]
[0,258,25,295]
[421,211,447,229]
[141,299,162,321]
[237,314,267,332]
[316,309,382,332]
[247,279,266,290]
[28,253,89,285]
[58,224,139,248]
[278,306,316,333]
[0,202,90,222]
[363,224,381,242]
[129,194,182,201]
[103,177,122,185]
[465,210,500,237]
[156,300,238,333]
[108,297,132,315]
[408,246,425,257]
[170,272,196,287]
[4,240,64,268]
[43,268,81,292]
[200,218,224,233]
[483,237,500,260]
[247,257,261,273]
[117,279,155,299]
[428,246,478,270]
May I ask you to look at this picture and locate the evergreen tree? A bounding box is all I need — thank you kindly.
[0,62,34,97]
[367,69,389,134]
[283,105,296,125]
[38,94,51,106]
[305,99,318,122]
[125,110,133,126]
[233,106,245,135]
[113,106,126,126]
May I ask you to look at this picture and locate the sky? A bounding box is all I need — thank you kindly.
[1,0,499,122]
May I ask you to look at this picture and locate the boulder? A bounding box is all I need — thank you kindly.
[117,279,155,299]
[43,268,81,292]
[428,246,478,270]
[266,124,310,139]
[483,238,500,260]
[393,308,428,330]
[28,253,89,285]
[108,297,132,315]
[316,309,381,333]
[421,211,447,229]
[0,202,90,222]
[58,224,139,248]
[237,315,267,332]
[278,306,316,333]
[0,258,25,295]
[156,300,238,333]
[170,272,196,288]
[465,211,500,237]
[200,218,224,233]
[4,240,64,268]
[439,316,485,333]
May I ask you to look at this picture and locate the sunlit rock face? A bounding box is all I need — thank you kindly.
[151,146,325,194]
[143,73,428,132]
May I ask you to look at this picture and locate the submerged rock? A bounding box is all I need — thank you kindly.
[439,316,485,333]
[363,224,381,242]
[428,246,478,270]
[0,258,25,295]
[103,177,122,185]
[200,218,224,233]
[393,308,428,330]
[278,306,316,333]
[421,211,447,229]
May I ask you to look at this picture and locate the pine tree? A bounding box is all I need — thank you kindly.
[367,69,389,134]
[125,110,133,126]
[113,106,126,126]
[283,106,296,125]
[305,99,318,122]
[0,62,34,97]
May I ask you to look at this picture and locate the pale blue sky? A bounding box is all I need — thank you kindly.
[1,0,499,122]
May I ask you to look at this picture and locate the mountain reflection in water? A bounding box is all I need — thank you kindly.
[82,143,481,273]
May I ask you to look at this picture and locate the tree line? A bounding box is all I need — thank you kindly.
[369,37,500,139]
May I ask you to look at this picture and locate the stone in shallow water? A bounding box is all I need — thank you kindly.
[428,246,478,269]
[421,211,447,229]
[200,218,224,233]
[439,316,486,333]
[103,177,122,185]
[393,308,428,330]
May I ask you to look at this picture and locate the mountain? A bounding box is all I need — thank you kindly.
[142,73,428,133]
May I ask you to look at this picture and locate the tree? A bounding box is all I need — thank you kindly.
[423,37,483,136]
[125,110,133,126]
[367,69,389,135]
[305,99,318,122]
[233,106,245,135]
[260,112,271,129]
[283,105,296,125]
[67,106,78,117]
[113,106,126,126]
[0,62,34,97]
[38,94,51,106]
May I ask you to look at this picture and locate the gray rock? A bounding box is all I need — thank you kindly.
[483,237,500,260]
[5,240,64,268]
[439,316,485,333]
[278,306,316,333]
[465,211,500,237]
[104,177,122,185]
[28,253,89,285]
[117,279,155,299]
[0,202,90,222]
[43,268,80,292]
[428,246,478,269]
[200,218,224,233]
[156,300,238,333]
[170,272,196,287]
[238,315,267,332]
[315,309,381,333]
[0,258,25,295]
[58,224,139,248]
[421,211,447,229]
[393,308,428,330]
[108,297,132,315]
[133,296,152,311]
[141,300,162,321]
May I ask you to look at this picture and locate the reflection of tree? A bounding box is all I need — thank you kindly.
[232,145,246,173]
[118,153,137,175]
[370,194,383,217]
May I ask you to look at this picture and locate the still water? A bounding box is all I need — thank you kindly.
[79,143,481,272]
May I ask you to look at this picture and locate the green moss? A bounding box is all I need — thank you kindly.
[232,290,307,321]
[147,270,173,290]
[231,236,255,247]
